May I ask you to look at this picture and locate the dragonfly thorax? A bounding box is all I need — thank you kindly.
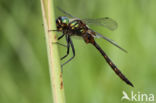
[56,16,89,36]
[68,20,88,35]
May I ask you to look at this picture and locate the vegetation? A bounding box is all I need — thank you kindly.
[0,0,156,103]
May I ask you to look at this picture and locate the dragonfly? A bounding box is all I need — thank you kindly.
[52,7,134,87]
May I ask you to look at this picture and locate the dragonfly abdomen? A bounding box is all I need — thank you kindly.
[92,41,134,87]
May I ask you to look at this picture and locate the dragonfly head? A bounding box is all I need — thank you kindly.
[56,16,69,31]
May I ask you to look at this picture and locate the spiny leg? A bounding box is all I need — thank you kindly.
[52,33,67,47]
[61,35,70,60]
[58,33,65,40]
[48,29,61,32]
[57,33,66,47]
[52,42,67,47]
[61,37,75,68]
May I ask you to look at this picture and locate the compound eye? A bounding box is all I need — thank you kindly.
[61,17,69,24]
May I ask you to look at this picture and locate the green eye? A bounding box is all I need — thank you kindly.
[62,19,67,23]
[61,17,69,24]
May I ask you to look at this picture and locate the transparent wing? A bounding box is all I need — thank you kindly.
[57,7,118,31]
[94,31,127,53]
[57,8,123,50]
[57,7,79,19]
[82,17,118,31]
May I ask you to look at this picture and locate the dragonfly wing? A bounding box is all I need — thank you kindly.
[57,8,117,30]
[95,31,127,53]
[82,17,118,31]
[57,7,80,19]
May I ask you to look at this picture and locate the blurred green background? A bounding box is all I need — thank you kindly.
[0,0,156,103]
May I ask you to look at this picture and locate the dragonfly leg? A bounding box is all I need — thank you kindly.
[48,29,60,32]
[58,33,65,40]
[61,37,75,68]
[52,42,67,47]
[61,35,70,60]
[52,33,66,47]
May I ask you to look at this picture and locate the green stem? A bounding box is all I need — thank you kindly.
[40,0,66,103]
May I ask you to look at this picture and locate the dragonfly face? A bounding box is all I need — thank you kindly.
[56,16,69,31]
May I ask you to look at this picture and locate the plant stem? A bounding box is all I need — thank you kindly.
[40,0,66,103]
